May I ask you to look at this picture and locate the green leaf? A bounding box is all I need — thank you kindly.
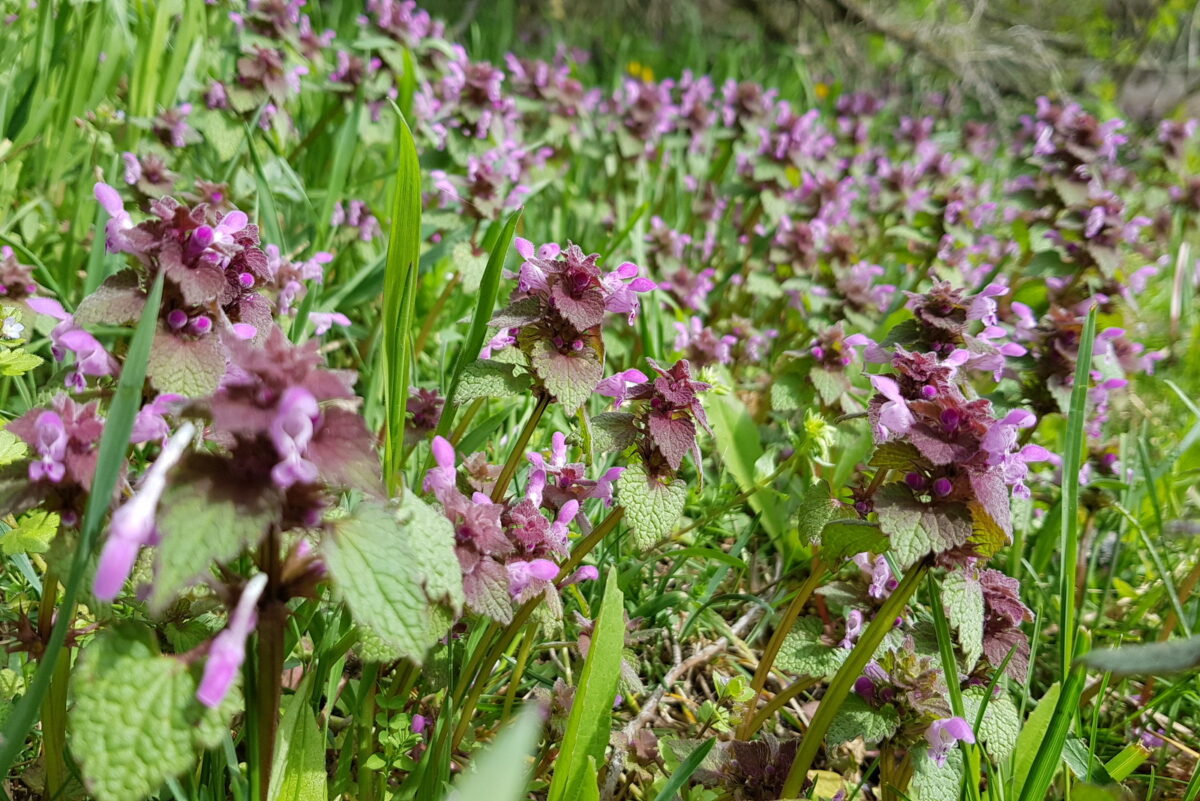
[796,481,836,543]
[589,412,638,453]
[1017,668,1088,801]
[769,372,808,411]
[70,627,235,801]
[1,509,58,555]
[776,618,848,679]
[451,240,489,293]
[874,483,971,569]
[529,339,603,414]
[0,348,42,376]
[268,674,327,801]
[810,366,850,407]
[449,705,542,801]
[909,746,964,801]
[826,694,899,746]
[868,441,924,471]
[819,519,888,564]
[1077,634,1200,676]
[0,426,27,466]
[146,327,227,397]
[323,496,463,664]
[942,569,984,670]
[453,360,533,405]
[1062,738,1114,784]
[0,274,165,780]
[704,385,790,547]
[962,686,1019,762]
[618,463,687,550]
[150,454,280,612]
[546,569,624,801]
[1013,682,1061,794]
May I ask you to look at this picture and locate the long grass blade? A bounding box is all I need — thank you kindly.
[0,272,165,779]
[381,107,421,494]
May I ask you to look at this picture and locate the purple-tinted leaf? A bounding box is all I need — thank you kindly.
[488,297,543,329]
[307,406,385,496]
[549,283,606,331]
[647,411,696,472]
[74,271,147,326]
[158,240,228,306]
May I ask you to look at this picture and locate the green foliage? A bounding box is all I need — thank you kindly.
[546,569,624,801]
[323,496,463,664]
[70,627,235,801]
[618,463,688,550]
[826,694,900,746]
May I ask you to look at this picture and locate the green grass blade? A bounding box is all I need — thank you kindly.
[448,705,542,801]
[1015,667,1087,801]
[651,737,715,801]
[1059,305,1097,675]
[546,568,625,801]
[0,272,165,779]
[381,108,421,494]
[433,208,520,443]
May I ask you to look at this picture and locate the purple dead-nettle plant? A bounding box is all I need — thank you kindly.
[482,237,655,412]
[88,181,282,396]
[424,435,587,623]
[3,395,107,526]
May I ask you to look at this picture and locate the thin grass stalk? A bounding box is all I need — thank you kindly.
[0,273,164,779]
[1058,306,1097,676]
[489,394,551,503]
[738,556,824,740]
[782,559,931,797]
[744,676,818,739]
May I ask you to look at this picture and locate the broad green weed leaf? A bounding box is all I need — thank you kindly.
[963,686,1019,762]
[70,627,235,801]
[618,463,686,550]
[1,509,58,555]
[323,496,463,663]
[151,454,280,612]
[909,746,964,801]
[826,694,899,746]
[269,674,327,801]
[589,412,638,453]
[1012,681,1061,795]
[453,359,533,405]
[776,617,847,679]
[820,519,888,564]
[943,569,984,671]
[796,481,836,543]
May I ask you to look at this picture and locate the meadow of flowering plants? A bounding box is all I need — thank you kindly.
[2,1,1200,800]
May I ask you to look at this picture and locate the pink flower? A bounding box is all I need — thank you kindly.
[25,296,116,390]
[196,572,268,708]
[506,558,560,595]
[130,394,185,445]
[269,387,320,488]
[309,312,351,335]
[869,375,914,439]
[94,422,196,600]
[926,716,976,767]
[29,412,67,483]
[595,368,648,408]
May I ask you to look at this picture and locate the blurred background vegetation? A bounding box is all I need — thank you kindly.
[424,0,1200,122]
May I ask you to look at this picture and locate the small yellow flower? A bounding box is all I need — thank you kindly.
[814,82,830,100]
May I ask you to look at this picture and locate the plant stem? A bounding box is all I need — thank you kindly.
[449,398,484,446]
[781,559,931,798]
[412,274,461,357]
[255,534,288,801]
[490,393,551,502]
[357,663,380,801]
[502,623,536,722]
[452,502,624,750]
[743,676,818,739]
[737,556,824,740]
